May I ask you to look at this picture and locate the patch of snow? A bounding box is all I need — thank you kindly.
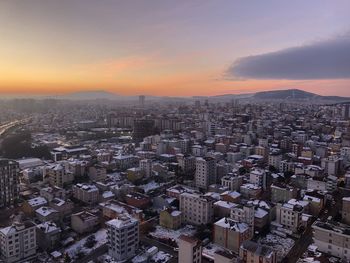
[149,225,196,244]
[258,234,295,261]
[64,228,107,259]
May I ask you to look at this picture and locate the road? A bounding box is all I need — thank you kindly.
[0,120,23,136]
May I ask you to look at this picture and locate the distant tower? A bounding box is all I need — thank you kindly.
[0,159,19,208]
[342,104,350,120]
[139,95,145,107]
[133,119,155,144]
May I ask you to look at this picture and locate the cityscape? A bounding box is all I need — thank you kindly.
[0,1,350,263]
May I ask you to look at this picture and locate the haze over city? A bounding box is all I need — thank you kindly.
[0,0,349,96]
[1,2,350,263]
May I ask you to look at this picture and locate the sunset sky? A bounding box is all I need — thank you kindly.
[0,0,349,96]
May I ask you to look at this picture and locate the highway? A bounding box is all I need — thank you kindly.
[0,120,22,136]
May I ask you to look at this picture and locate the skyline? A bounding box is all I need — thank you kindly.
[0,0,349,96]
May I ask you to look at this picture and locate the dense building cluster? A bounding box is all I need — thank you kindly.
[0,97,350,263]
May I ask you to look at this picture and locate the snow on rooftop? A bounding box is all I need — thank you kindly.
[149,225,196,244]
[28,196,47,207]
[214,218,249,233]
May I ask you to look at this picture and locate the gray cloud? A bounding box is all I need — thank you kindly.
[226,34,350,80]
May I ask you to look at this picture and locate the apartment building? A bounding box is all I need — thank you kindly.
[195,157,216,190]
[276,202,303,232]
[268,152,282,170]
[0,159,19,208]
[221,174,244,191]
[177,154,196,173]
[178,235,202,263]
[71,211,99,234]
[106,216,139,261]
[36,221,61,251]
[342,197,350,225]
[321,156,340,176]
[180,192,215,225]
[0,221,36,263]
[270,183,298,203]
[249,168,265,187]
[139,159,153,177]
[239,240,277,263]
[214,217,252,253]
[159,208,182,230]
[88,164,107,181]
[72,183,99,204]
[230,204,255,235]
[44,162,74,188]
[312,221,350,261]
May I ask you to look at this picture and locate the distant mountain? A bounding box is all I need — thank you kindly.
[253,89,318,100]
[252,89,350,102]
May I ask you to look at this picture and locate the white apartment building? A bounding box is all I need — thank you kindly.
[0,221,36,263]
[195,157,216,190]
[44,162,74,188]
[230,204,255,236]
[221,174,243,191]
[268,153,282,170]
[312,221,350,261]
[180,193,215,225]
[139,159,153,177]
[106,216,139,262]
[178,235,202,263]
[321,156,340,176]
[249,169,265,187]
[276,202,304,232]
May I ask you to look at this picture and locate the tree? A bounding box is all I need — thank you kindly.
[63,253,71,263]
[238,167,248,175]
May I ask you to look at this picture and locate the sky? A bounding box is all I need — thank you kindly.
[0,0,349,97]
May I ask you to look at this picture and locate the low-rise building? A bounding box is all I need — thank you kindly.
[71,211,99,234]
[72,183,99,204]
[159,208,182,229]
[35,206,60,223]
[239,240,276,263]
[100,200,143,221]
[36,221,61,251]
[49,198,74,217]
[125,192,151,209]
[22,196,48,216]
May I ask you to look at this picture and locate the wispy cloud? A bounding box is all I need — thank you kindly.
[225,33,350,80]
